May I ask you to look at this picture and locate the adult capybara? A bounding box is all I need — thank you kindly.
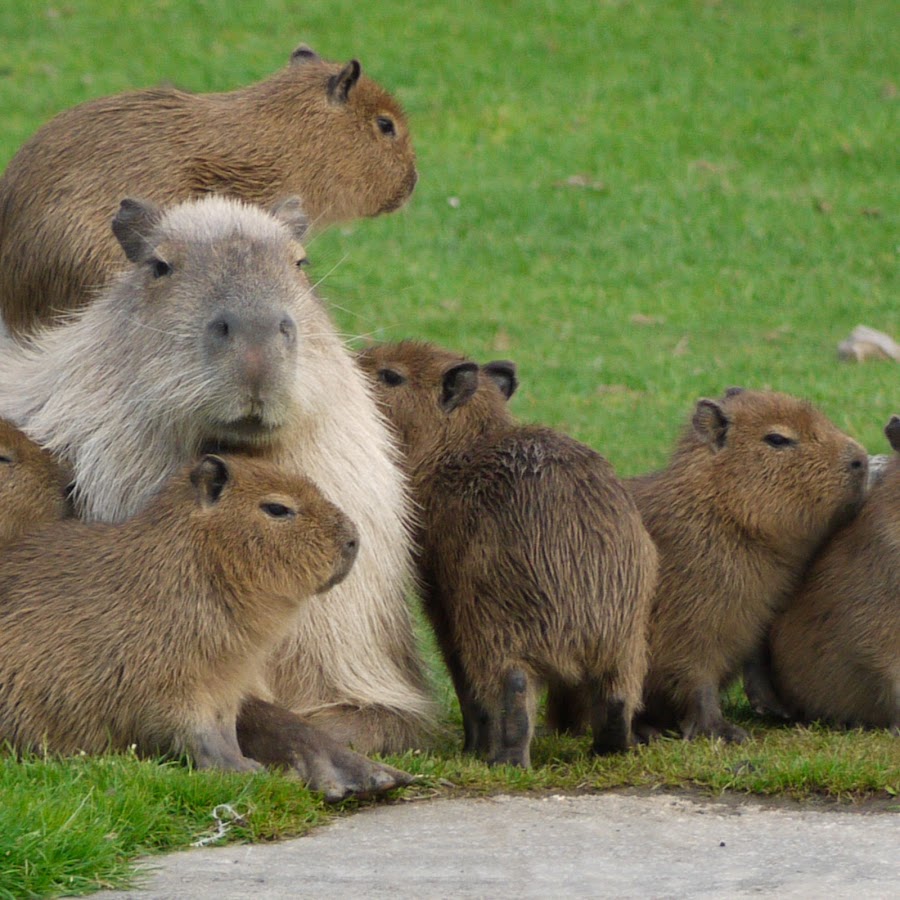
[627,388,868,742]
[0,418,70,543]
[767,416,899,732]
[0,194,432,797]
[357,341,657,766]
[0,44,417,334]
[0,453,359,769]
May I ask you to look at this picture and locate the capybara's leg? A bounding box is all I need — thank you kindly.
[188,718,263,773]
[742,640,792,719]
[294,704,426,757]
[545,681,589,735]
[489,668,536,768]
[441,645,490,754]
[236,697,413,803]
[680,682,748,743]
[589,681,633,755]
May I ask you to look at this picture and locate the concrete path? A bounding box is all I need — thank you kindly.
[94,792,899,899]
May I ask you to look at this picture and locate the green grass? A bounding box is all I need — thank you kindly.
[0,1,898,897]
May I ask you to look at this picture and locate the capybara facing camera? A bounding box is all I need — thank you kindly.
[0,454,358,770]
[358,340,657,767]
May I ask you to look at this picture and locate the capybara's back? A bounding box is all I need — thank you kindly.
[0,45,417,333]
[0,418,69,543]
[0,453,359,769]
[770,416,900,732]
[630,388,868,742]
[358,340,657,766]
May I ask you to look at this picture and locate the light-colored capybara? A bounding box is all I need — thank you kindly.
[626,388,868,742]
[0,44,417,334]
[0,453,358,770]
[768,415,899,732]
[0,194,432,798]
[357,341,657,766]
[0,418,71,543]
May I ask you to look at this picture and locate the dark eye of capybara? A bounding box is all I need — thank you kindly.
[376,116,396,137]
[0,454,13,464]
[378,369,405,387]
[260,502,295,519]
[763,433,796,449]
[295,257,310,269]
[151,259,172,279]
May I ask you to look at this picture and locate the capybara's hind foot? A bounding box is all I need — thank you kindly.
[591,696,632,756]
[489,668,533,767]
[236,697,413,802]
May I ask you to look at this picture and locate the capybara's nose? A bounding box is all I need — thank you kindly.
[319,521,360,593]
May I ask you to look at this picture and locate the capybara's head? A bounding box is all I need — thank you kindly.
[185,454,358,597]
[357,340,517,464]
[678,388,868,550]
[277,45,417,223]
[0,418,71,543]
[108,194,318,451]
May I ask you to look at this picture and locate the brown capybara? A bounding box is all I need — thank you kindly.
[0,194,432,798]
[357,341,657,766]
[0,453,358,770]
[625,388,868,742]
[0,418,70,543]
[0,44,417,334]
[767,415,899,733]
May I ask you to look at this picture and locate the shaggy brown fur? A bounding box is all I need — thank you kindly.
[357,341,657,766]
[0,418,70,543]
[0,454,358,770]
[0,44,417,334]
[769,416,899,732]
[628,388,868,742]
[0,195,434,787]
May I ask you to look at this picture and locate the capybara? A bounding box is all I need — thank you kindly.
[0,44,417,334]
[0,418,70,543]
[768,415,899,732]
[0,453,359,769]
[0,194,433,796]
[357,341,657,766]
[626,388,868,742]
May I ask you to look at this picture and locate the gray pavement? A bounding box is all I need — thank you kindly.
[94,792,899,899]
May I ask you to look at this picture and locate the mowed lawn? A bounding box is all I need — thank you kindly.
[0,2,897,897]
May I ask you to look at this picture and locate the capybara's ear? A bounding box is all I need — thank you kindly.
[328,60,361,104]
[290,44,319,64]
[692,399,730,450]
[112,198,164,263]
[270,197,310,242]
[483,361,518,400]
[190,455,231,508]
[885,415,900,453]
[441,363,479,413]
[723,386,745,399]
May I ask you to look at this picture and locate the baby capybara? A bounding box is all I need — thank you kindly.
[0,418,70,543]
[768,415,899,732]
[0,44,417,333]
[626,388,867,742]
[357,341,657,766]
[0,454,358,769]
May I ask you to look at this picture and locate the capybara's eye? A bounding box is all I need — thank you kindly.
[376,116,396,137]
[0,454,13,464]
[764,432,795,448]
[296,257,310,269]
[150,258,172,278]
[378,368,405,387]
[261,502,295,518]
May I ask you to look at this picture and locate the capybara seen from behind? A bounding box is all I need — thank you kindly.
[357,341,657,766]
[0,454,358,769]
[0,44,417,334]
[0,418,70,543]
[627,388,868,742]
[768,415,899,733]
[0,194,433,792]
